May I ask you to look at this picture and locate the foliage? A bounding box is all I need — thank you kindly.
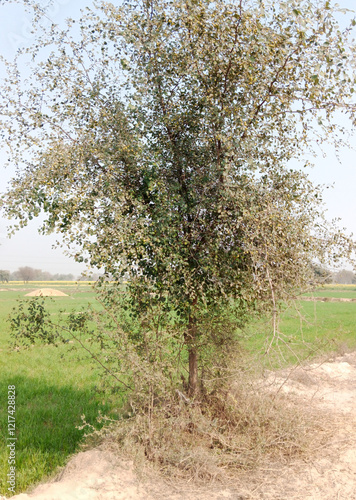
[312,264,333,285]
[333,269,356,284]
[2,286,354,487]
[7,294,331,481]
[1,0,356,397]
[9,266,75,281]
[16,266,41,283]
[9,297,62,345]
[0,270,9,282]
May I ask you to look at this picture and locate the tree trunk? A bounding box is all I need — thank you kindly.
[187,300,199,397]
[188,344,198,396]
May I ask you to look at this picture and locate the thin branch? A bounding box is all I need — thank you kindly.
[54,319,133,390]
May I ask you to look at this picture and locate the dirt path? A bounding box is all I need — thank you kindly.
[6,352,356,500]
[242,351,356,499]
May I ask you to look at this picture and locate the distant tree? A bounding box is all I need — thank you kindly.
[333,269,355,285]
[16,266,41,283]
[38,271,53,281]
[312,265,333,285]
[10,268,75,281]
[53,273,74,281]
[9,271,18,281]
[0,270,10,283]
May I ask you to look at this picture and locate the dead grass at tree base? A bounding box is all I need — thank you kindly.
[85,373,333,485]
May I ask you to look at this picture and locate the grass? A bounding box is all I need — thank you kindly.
[1,282,356,495]
[243,296,356,369]
[302,284,356,299]
[0,282,119,496]
[1,373,106,493]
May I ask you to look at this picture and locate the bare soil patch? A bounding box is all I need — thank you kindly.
[6,352,356,500]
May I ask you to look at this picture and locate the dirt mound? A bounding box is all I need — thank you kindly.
[25,288,68,297]
[7,352,356,500]
[7,450,242,500]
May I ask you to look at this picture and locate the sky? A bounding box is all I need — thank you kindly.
[0,0,355,275]
[0,0,96,275]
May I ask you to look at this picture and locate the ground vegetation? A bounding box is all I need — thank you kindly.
[1,0,356,480]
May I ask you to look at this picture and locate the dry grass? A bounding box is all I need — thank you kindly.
[82,370,331,484]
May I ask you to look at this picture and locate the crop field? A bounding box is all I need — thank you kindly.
[243,285,356,367]
[1,282,356,496]
[303,284,356,299]
[0,282,112,495]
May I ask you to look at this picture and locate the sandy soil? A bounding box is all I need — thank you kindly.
[5,351,356,500]
[25,289,68,297]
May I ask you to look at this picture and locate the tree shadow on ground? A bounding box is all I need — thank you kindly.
[0,374,111,495]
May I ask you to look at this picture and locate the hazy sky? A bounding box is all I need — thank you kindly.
[0,0,355,275]
[0,0,96,275]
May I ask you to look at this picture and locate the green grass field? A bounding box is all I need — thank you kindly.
[243,296,356,368]
[0,282,115,496]
[303,284,356,299]
[1,282,356,496]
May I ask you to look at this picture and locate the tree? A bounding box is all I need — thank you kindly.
[15,266,41,283]
[333,269,355,285]
[1,0,356,397]
[0,270,10,283]
[312,264,333,285]
[52,273,75,281]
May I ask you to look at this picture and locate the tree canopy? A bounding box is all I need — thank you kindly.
[1,0,356,395]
